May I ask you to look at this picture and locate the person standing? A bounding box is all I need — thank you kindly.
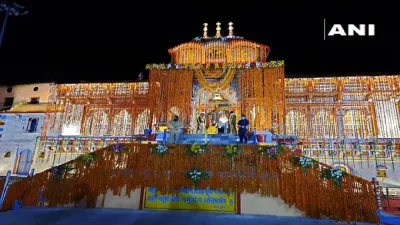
[238,114,249,144]
[229,111,237,135]
[168,115,183,144]
[197,113,206,134]
[219,114,228,134]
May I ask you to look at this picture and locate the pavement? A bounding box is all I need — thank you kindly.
[0,207,379,225]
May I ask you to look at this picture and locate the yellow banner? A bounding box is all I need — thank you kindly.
[143,187,236,212]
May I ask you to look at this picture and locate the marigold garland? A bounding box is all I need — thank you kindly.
[194,68,236,92]
[145,61,285,70]
[0,144,380,224]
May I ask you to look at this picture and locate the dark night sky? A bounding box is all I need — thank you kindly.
[0,2,399,85]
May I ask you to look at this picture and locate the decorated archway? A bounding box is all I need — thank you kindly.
[191,86,239,132]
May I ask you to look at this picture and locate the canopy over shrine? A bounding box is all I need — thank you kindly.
[146,22,285,133]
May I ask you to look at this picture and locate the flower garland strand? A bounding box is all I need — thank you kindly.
[320,167,347,187]
[186,168,209,186]
[186,143,208,157]
[151,144,169,158]
[290,155,316,173]
[145,61,285,70]
[194,68,236,92]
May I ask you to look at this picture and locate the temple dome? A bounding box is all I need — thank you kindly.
[168,22,270,64]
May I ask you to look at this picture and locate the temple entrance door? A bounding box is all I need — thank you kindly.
[191,87,239,134]
[195,106,239,134]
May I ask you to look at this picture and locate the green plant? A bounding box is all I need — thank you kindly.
[186,168,209,185]
[4,151,11,158]
[51,164,73,182]
[38,152,45,159]
[320,167,347,187]
[290,155,316,173]
[77,153,96,165]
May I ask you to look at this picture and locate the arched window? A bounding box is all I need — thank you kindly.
[27,118,39,133]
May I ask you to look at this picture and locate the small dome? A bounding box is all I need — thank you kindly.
[168,22,270,64]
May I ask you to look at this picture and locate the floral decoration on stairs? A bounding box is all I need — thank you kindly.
[223,144,242,157]
[320,167,347,187]
[1,144,379,224]
[151,144,169,158]
[76,152,97,166]
[51,164,73,182]
[110,143,130,154]
[186,168,209,186]
[290,155,316,173]
[258,144,284,158]
[186,143,208,157]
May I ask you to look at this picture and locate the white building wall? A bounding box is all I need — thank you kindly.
[323,160,400,187]
[0,113,45,175]
[0,83,52,106]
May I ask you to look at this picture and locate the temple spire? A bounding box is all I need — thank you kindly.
[216,22,221,37]
[228,22,234,36]
[203,23,208,38]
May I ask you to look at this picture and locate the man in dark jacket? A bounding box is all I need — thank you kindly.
[237,114,249,144]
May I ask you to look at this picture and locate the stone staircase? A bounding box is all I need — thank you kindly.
[0,208,377,225]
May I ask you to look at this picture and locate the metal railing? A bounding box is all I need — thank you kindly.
[380,186,400,208]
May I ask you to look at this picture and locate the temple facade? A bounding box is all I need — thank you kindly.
[0,22,399,186]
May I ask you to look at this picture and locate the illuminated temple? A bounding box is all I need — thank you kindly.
[0,22,400,185]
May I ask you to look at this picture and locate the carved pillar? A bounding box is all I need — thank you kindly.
[368,102,379,137]
[305,107,315,140]
[336,109,345,139]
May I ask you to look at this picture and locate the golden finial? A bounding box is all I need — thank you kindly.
[228,22,234,36]
[216,22,221,37]
[203,23,208,38]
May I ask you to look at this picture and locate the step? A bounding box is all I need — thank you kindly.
[0,207,377,225]
[182,134,238,138]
